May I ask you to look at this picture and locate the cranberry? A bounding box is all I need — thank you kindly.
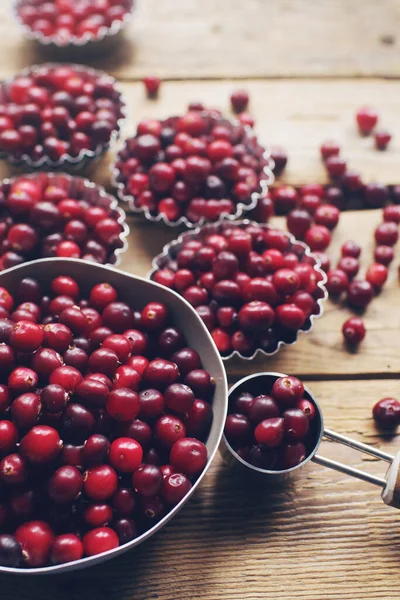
[230,89,249,113]
[170,437,207,476]
[286,209,312,239]
[356,106,378,134]
[184,399,213,438]
[326,269,349,295]
[320,140,340,160]
[270,147,287,175]
[211,328,231,354]
[375,222,398,246]
[106,388,140,422]
[143,77,161,98]
[283,409,309,441]
[341,241,361,258]
[374,245,394,265]
[155,415,186,448]
[280,442,306,469]
[272,186,298,215]
[48,466,83,503]
[49,365,83,393]
[112,487,136,516]
[51,534,83,565]
[304,225,331,251]
[11,393,41,429]
[109,438,143,473]
[62,403,95,443]
[83,465,118,501]
[224,413,252,443]
[15,521,54,568]
[314,204,340,230]
[0,453,27,484]
[273,268,300,295]
[248,395,279,422]
[366,263,388,290]
[347,280,374,309]
[162,473,191,505]
[89,283,117,310]
[254,417,284,447]
[373,398,400,428]
[375,129,391,150]
[325,156,347,179]
[272,376,304,406]
[8,367,38,395]
[238,301,274,331]
[342,317,366,346]
[296,398,316,420]
[20,426,61,464]
[0,421,18,456]
[83,527,119,557]
[337,257,360,280]
[102,302,133,332]
[364,183,388,208]
[383,205,400,224]
[113,365,141,391]
[0,345,15,373]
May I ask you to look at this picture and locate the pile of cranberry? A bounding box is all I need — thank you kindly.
[17,0,133,44]
[0,275,213,568]
[113,106,268,225]
[0,64,124,165]
[225,375,317,470]
[152,221,325,358]
[0,173,125,270]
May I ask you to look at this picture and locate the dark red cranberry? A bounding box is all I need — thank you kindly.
[50,534,83,565]
[325,156,347,179]
[248,395,280,422]
[154,414,186,448]
[356,106,378,134]
[341,241,361,258]
[320,140,340,160]
[342,317,366,346]
[347,280,374,309]
[82,527,119,557]
[224,413,252,443]
[366,263,388,290]
[15,521,54,568]
[0,453,27,485]
[109,438,143,473]
[286,209,312,239]
[11,392,41,429]
[373,398,400,428]
[375,222,398,246]
[374,245,394,265]
[170,437,207,476]
[296,398,316,420]
[82,434,110,467]
[272,376,304,406]
[375,129,391,150]
[254,417,284,447]
[337,257,360,280]
[20,426,61,464]
[326,269,349,295]
[162,473,191,505]
[48,466,83,503]
[62,403,95,443]
[279,442,307,470]
[83,465,118,501]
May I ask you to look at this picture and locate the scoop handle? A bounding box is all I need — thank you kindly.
[382,450,400,508]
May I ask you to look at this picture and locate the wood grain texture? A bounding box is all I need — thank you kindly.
[2,0,400,79]
[1,379,399,600]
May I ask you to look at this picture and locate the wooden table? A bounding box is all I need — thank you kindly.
[1,2,400,598]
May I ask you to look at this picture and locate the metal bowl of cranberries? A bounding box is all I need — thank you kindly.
[0,63,126,170]
[148,220,328,361]
[0,172,129,270]
[0,258,228,574]
[111,109,274,228]
[14,0,135,52]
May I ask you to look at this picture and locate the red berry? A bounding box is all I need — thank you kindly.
[341,241,361,258]
[373,398,400,428]
[51,534,83,565]
[143,77,161,98]
[83,465,118,500]
[366,263,388,290]
[109,438,143,472]
[254,418,284,447]
[304,225,331,251]
[48,466,83,503]
[15,521,54,568]
[83,527,119,557]
[347,280,374,309]
[170,437,208,476]
[106,388,140,421]
[20,426,61,464]
[325,156,347,179]
[326,269,349,295]
[230,89,249,113]
[374,245,394,265]
[375,222,398,246]
[272,376,304,406]
[342,317,366,346]
[356,107,378,135]
[374,129,391,150]
[320,140,340,160]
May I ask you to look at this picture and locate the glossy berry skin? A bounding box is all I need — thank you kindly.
[132,464,163,497]
[366,263,388,290]
[347,280,374,309]
[272,376,304,406]
[109,438,143,472]
[341,241,361,258]
[170,437,208,476]
[325,156,347,179]
[373,398,400,428]
[326,269,349,295]
[106,388,140,421]
[0,421,18,456]
[374,245,394,266]
[280,442,306,470]
[296,398,316,421]
[374,222,398,246]
[230,89,249,113]
[143,77,161,98]
[15,521,54,568]
[50,534,83,565]
[83,465,118,501]
[254,417,284,447]
[162,473,192,505]
[20,426,61,464]
[337,257,360,280]
[283,409,309,441]
[83,528,119,557]
[320,140,340,160]
[9,321,43,352]
[342,317,366,346]
[356,107,378,135]
[48,466,83,503]
[155,414,186,448]
[383,205,400,224]
[163,383,194,414]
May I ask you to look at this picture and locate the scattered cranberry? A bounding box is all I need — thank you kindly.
[375,222,399,246]
[320,140,340,160]
[374,130,392,150]
[269,147,287,176]
[373,398,400,428]
[374,245,394,265]
[366,263,388,290]
[347,280,374,309]
[83,527,119,557]
[342,317,366,346]
[341,241,361,258]
[143,77,161,99]
[325,156,347,179]
[230,90,249,113]
[356,107,378,135]
[326,269,349,295]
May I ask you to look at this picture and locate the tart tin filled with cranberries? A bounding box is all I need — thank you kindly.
[0,258,228,573]
[222,372,400,505]
[14,0,135,50]
[0,63,126,169]
[149,220,328,360]
[0,172,129,270]
[111,109,274,228]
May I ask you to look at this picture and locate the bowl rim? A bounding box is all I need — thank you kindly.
[0,62,126,170]
[0,171,130,268]
[12,0,135,48]
[147,219,328,360]
[0,258,228,575]
[223,371,325,475]
[110,114,275,229]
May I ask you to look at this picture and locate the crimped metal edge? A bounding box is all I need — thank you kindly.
[110,117,275,229]
[13,0,135,49]
[0,63,126,171]
[1,172,130,267]
[147,219,328,361]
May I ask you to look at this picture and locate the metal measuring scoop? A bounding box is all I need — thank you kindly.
[220,372,400,509]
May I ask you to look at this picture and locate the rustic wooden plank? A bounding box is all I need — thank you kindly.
[0,378,398,600]
[2,78,400,187]
[2,0,400,79]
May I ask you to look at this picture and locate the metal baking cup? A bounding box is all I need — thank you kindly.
[111,116,275,228]
[148,220,328,361]
[0,63,126,171]
[1,172,130,267]
[13,0,135,51]
[0,258,228,575]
